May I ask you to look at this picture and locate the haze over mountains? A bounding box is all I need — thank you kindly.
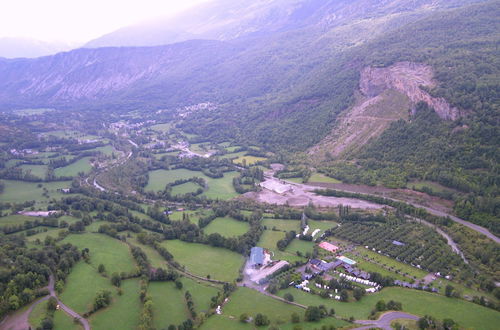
[0,0,497,153]
[0,37,77,59]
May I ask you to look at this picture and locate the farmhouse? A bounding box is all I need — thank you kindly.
[249,247,265,268]
[318,241,340,253]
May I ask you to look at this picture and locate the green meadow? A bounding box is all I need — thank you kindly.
[149,281,189,328]
[0,180,70,205]
[62,233,137,275]
[59,262,115,315]
[160,240,243,282]
[54,157,93,177]
[276,287,499,329]
[203,217,249,237]
[90,279,142,330]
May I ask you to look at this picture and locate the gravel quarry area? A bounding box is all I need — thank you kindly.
[244,173,385,210]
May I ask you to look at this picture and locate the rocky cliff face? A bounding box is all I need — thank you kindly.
[310,61,464,160]
[360,61,463,120]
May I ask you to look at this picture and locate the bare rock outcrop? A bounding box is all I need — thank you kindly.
[360,61,463,120]
[310,61,463,160]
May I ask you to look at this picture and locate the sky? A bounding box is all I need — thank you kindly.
[0,0,210,44]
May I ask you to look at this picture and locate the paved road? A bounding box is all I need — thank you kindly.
[0,275,90,330]
[352,311,420,330]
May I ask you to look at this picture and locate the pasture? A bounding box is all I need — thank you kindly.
[59,262,114,314]
[0,180,70,205]
[233,155,267,166]
[62,233,137,275]
[149,281,189,328]
[54,157,93,177]
[128,235,166,269]
[160,240,243,282]
[258,230,305,263]
[171,181,201,195]
[262,218,300,232]
[285,238,314,256]
[277,287,500,329]
[19,164,48,179]
[150,123,171,132]
[169,209,213,223]
[0,214,35,227]
[180,277,220,313]
[90,279,141,330]
[223,287,303,323]
[201,171,239,200]
[203,216,249,237]
[145,169,207,192]
[308,173,342,183]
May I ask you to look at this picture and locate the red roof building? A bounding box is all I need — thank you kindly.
[319,241,339,253]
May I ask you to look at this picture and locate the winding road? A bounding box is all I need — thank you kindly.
[0,275,90,330]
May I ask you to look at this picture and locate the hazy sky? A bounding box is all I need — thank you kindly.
[0,0,210,43]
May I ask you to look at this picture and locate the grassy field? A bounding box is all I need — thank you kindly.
[60,262,115,314]
[308,173,342,183]
[169,209,213,224]
[277,286,499,329]
[171,181,201,195]
[62,233,137,275]
[54,157,93,177]
[160,240,243,281]
[203,217,249,237]
[257,230,305,263]
[19,164,48,179]
[26,228,65,242]
[149,281,189,328]
[0,180,70,205]
[92,145,116,156]
[201,171,239,200]
[28,300,48,328]
[53,309,82,330]
[0,214,35,227]
[285,238,315,256]
[145,169,207,192]
[219,151,246,160]
[202,314,348,330]
[90,279,141,330]
[150,123,172,132]
[307,219,337,237]
[223,287,303,323]
[127,234,167,269]
[262,218,300,232]
[233,155,267,166]
[29,300,82,330]
[180,277,220,313]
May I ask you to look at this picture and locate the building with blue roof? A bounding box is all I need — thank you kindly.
[249,247,264,268]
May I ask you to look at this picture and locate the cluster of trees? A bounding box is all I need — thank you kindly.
[184,291,196,319]
[0,235,80,318]
[276,230,296,251]
[417,315,459,330]
[233,167,264,194]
